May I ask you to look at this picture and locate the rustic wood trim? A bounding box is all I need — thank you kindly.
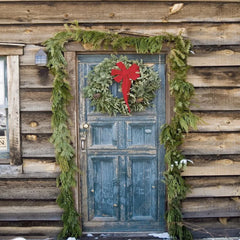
[182,197,240,218]
[193,112,240,132]
[0,0,238,2]
[0,43,25,47]
[20,90,52,112]
[0,226,62,236]
[20,65,53,89]
[187,67,240,88]
[182,133,240,155]
[0,179,59,199]
[22,134,54,158]
[7,56,21,165]
[165,51,174,124]
[0,2,240,24]
[21,112,52,134]
[188,48,240,66]
[0,46,23,56]
[0,200,62,221]
[0,165,22,176]
[0,159,10,164]
[64,51,80,215]
[66,42,170,53]
[23,159,60,174]
[1,23,240,46]
[191,88,240,111]
[0,172,59,179]
[185,217,240,239]
[182,157,240,177]
[186,176,240,198]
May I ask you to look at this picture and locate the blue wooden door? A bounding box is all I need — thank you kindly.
[79,54,166,232]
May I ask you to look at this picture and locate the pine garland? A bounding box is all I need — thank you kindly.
[160,36,199,239]
[44,22,198,240]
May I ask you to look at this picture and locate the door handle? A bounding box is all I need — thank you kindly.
[81,138,86,150]
[83,123,89,129]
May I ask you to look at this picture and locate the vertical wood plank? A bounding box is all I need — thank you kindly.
[7,56,21,165]
[165,52,174,124]
[64,52,80,214]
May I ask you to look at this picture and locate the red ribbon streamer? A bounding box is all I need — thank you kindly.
[111,62,140,112]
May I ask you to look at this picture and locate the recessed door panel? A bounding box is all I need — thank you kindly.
[88,156,119,221]
[127,121,156,148]
[89,122,118,149]
[127,156,157,221]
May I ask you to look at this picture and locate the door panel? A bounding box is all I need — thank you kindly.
[127,156,157,221]
[88,156,119,221]
[89,122,118,148]
[126,121,156,148]
[79,54,166,232]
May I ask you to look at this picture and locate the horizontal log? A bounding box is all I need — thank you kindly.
[0,226,61,236]
[0,179,59,199]
[184,217,240,239]
[21,112,52,134]
[186,176,240,198]
[188,48,240,66]
[187,67,240,87]
[191,88,240,111]
[182,132,240,155]
[0,172,59,179]
[1,2,240,24]
[182,156,240,176]
[182,197,240,218]
[2,23,240,46]
[0,0,238,2]
[20,90,51,111]
[0,200,62,221]
[23,159,60,174]
[0,45,23,55]
[0,165,22,177]
[22,135,55,158]
[22,45,240,71]
[20,65,53,88]
[194,112,240,132]
[0,159,10,164]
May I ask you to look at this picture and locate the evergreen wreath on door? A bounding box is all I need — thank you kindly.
[84,55,161,115]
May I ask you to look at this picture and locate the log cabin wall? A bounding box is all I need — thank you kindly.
[0,0,240,239]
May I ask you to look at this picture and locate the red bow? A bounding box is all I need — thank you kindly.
[111,62,140,112]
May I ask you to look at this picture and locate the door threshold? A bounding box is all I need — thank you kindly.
[81,232,171,239]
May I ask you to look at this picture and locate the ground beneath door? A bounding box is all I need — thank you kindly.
[79,233,170,240]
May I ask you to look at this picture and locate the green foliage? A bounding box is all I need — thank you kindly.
[44,27,81,239]
[84,55,161,115]
[160,34,198,240]
[44,22,198,240]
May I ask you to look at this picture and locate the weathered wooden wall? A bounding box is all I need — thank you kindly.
[0,0,240,239]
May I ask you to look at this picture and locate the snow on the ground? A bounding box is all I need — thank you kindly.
[148,232,171,239]
[87,233,94,237]
[12,238,27,240]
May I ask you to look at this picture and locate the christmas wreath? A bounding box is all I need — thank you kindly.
[84,55,161,115]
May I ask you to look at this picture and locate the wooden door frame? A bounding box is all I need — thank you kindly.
[64,43,173,230]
